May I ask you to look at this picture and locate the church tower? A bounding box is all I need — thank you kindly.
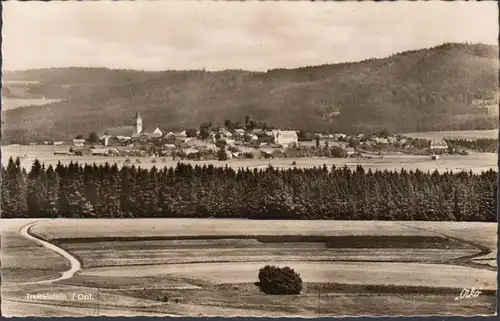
[135,112,143,134]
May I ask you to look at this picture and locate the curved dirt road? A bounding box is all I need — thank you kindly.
[19,221,81,285]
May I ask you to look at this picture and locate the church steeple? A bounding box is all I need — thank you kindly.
[135,112,143,134]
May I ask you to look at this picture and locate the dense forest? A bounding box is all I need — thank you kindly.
[445,138,499,153]
[2,43,498,144]
[1,157,497,222]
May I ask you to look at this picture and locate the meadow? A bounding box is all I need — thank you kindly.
[1,144,497,174]
[1,219,496,316]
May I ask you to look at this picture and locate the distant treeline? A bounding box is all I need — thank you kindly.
[1,157,497,222]
[445,138,498,153]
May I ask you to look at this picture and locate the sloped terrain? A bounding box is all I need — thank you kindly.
[2,43,498,143]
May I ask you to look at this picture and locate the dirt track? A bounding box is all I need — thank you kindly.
[18,221,81,285]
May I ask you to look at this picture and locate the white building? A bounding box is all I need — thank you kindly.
[430,139,448,150]
[73,139,86,147]
[91,148,108,156]
[271,130,298,147]
[373,137,389,145]
[153,127,163,136]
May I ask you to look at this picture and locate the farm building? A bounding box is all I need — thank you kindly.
[100,135,113,146]
[430,139,449,151]
[248,134,259,141]
[472,95,499,116]
[73,139,86,147]
[116,136,131,141]
[91,148,108,156]
[372,137,389,145]
[252,129,265,136]
[53,141,64,146]
[271,130,298,147]
[131,127,163,140]
[175,130,188,138]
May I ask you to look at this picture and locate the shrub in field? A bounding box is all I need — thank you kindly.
[217,148,229,161]
[124,158,131,164]
[330,146,348,158]
[136,159,142,164]
[151,158,157,164]
[215,139,227,148]
[258,265,303,295]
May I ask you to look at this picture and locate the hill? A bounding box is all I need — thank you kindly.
[1,43,498,144]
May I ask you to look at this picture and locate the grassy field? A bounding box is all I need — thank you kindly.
[402,130,498,140]
[1,220,71,284]
[59,239,477,269]
[28,218,497,243]
[1,219,497,316]
[2,145,497,174]
[77,261,495,290]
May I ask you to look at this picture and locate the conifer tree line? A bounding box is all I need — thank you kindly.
[1,157,497,222]
[444,138,498,153]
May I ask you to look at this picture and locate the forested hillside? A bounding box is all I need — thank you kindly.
[2,43,498,144]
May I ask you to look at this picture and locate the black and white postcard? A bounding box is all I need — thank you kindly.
[1,0,498,317]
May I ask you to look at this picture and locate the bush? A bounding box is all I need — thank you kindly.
[258,265,303,295]
[124,158,131,164]
[217,148,229,161]
[215,138,227,148]
[330,146,347,158]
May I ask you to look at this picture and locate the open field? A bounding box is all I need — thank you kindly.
[27,218,498,244]
[1,219,497,316]
[402,130,498,141]
[1,145,497,174]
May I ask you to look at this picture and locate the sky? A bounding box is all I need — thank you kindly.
[2,1,498,72]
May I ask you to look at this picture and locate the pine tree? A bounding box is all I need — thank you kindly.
[27,160,48,217]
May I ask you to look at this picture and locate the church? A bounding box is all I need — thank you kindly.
[131,112,163,139]
[100,112,163,145]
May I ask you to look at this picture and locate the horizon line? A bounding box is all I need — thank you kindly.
[3,41,498,74]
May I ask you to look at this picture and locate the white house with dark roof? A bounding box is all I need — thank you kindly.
[271,130,298,147]
[430,139,448,151]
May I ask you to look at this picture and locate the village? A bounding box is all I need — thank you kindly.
[40,112,458,161]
